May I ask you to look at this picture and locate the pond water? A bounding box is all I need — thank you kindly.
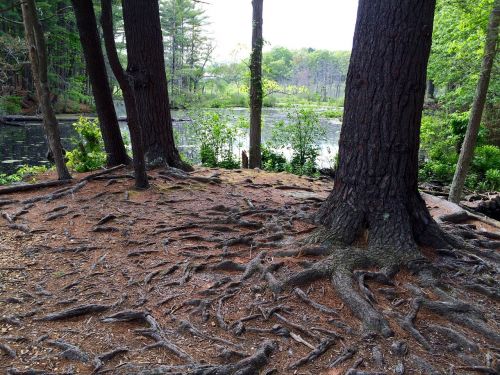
[0,108,341,175]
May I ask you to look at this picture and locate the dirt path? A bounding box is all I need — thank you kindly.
[0,167,498,374]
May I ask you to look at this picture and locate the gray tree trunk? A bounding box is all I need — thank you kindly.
[448,1,499,203]
[249,0,263,168]
[21,0,71,180]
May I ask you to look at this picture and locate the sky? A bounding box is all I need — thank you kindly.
[202,0,359,62]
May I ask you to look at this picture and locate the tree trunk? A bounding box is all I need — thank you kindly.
[448,1,499,203]
[425,79,435,101]
[71,0,130,167]
[100,0,148,189]
[121,0,189,170]
[316,0,438,253]
[249,0,263,169]
[21,0,71,180]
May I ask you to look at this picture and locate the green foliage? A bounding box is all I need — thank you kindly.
[472,145,500,173]
[188,111,245,169]
[428,0,499,111]
[0,165,48,186]
[485,169,500,190]
[419,113,500,191]
[202,47,350,110]
[266,108,326,176]
[66,117,107,172]
[322,108,343,120]
[0,96,22,115]
[261,146,287,172]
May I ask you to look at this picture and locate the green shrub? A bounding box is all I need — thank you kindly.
[262,146,287,172]
[472,145,500,174]
[0,164,48,185]
[188,111,245,169]
[485,169,500,191]
[268,107,326,176]
[0,95,22,115]
[66,117,107,172]
[419,112,500,191]
[322,108,343,120]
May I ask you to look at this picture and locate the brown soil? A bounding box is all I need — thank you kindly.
[0,167,498,374]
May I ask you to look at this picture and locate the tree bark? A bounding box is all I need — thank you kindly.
[425,79,435,101]
[100,0,149,189]
[316,0,438,253]
[21,0,71,181]
[448,1,499,203]
[249,0,263,169]
[71,0,130,167]
[121,0,189,170]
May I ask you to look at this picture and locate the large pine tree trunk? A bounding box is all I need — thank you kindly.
[249,0,263,169]
[100,0,148,189]
[317,0,438,253]
[71,0,130,167]
[21,0,71,181]
[448,1,499,203]
[122,0,189,170]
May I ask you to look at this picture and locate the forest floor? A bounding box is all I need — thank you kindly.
[0,167,498,375]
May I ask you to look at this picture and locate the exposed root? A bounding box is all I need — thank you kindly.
[0,342,17,358]
[293,287,339,315]
[36,304,111,321]
[174,317,242,349]
[46,339,89,362]
[289,337,336,369]
[92,347,129,372]
[102,310,194,363]
[329,346,357,367]
[393,298,432,351]
[122,340,276,375]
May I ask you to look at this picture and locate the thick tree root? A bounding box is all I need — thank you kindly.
[36,304,111,321]
[46,339,89,362]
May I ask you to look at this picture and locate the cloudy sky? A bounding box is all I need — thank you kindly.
[202,0,359,62]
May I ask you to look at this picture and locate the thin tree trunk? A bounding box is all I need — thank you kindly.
[425,79,435,101]
[316,0,440,252]
[100,0,148,189]
[249,0,263,168]
[121,0,190,170]
[448,1,499,203]
[21,0,71,180]
[71,0,130,167]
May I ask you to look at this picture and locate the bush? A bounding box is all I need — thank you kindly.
[262,146,287,172]
[268,107,326,176]
[419,112,500,191]
[66,117,107,172]
[0,95,22,115]
[485,169,500,191]
[188,111,245,169]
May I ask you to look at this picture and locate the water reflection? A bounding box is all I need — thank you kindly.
[0,108,340,174]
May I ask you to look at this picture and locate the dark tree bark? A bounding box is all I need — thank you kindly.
[317,0,440,253]
[448,1,499,203]
[100,0,148,189]
[121,0,190,170]
[71,0,130,167]
[425,79,435,101]
[249,0,263,169]
[21,0,71,181]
